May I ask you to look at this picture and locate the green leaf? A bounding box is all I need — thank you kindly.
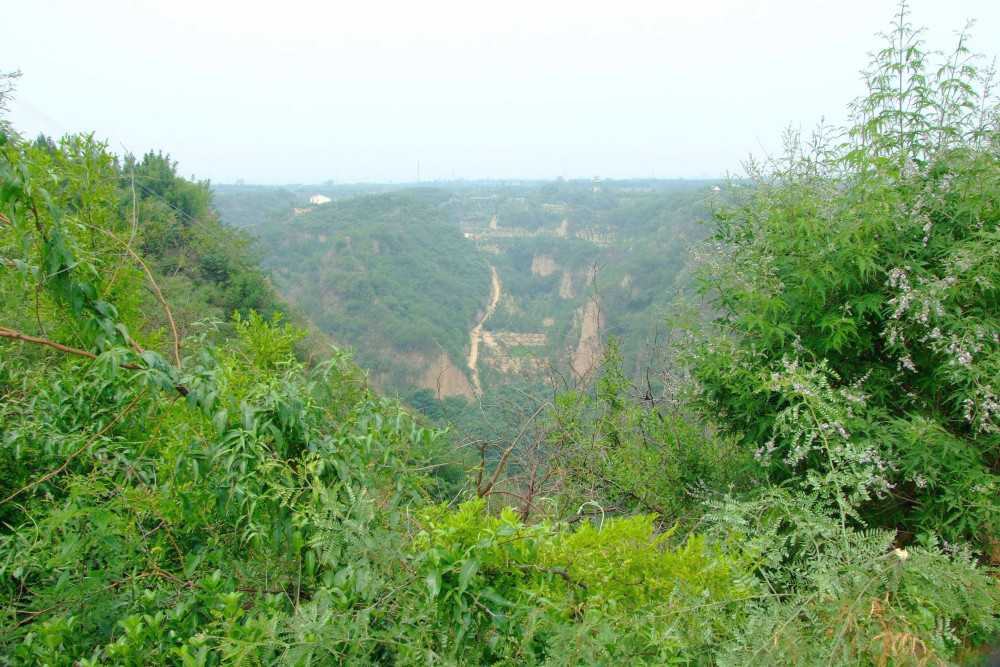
[479,587,515,608]
[184,552,205,578]
[426,569,441,599]
[53,569,71,593]
[458,557,478,595]
[212,409,228,436]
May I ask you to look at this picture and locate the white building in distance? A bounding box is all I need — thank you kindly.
[309,194,332,205]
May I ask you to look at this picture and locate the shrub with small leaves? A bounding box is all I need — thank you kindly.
[687,6,1000,544]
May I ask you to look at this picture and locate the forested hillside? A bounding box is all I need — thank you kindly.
[235,177,712,410]
[213,181,413,227]
[3,10,1000,665]
[252,193,491,392]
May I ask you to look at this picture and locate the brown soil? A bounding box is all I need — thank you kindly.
[571,299,603,379]
[421,352,475,400]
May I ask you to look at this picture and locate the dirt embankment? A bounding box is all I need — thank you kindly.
[571,298,603,379]
[421,352,475,401]
[467,266,501,396]
[559,271,575,298]
[531,254,558,277]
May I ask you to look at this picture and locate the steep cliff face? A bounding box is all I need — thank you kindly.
[531,253,558,277]
[572,299,603,379]
[420,352,475,400]
[559,270,575,299]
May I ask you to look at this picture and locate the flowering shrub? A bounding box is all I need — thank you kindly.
[688,9,1000,543]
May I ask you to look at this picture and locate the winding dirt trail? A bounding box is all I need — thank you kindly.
[468,266,501,396]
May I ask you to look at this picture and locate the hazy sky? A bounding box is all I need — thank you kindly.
[4,1,998,184]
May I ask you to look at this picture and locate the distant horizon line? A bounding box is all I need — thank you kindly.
[214,175,726,188]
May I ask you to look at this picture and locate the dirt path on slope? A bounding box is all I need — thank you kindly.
[468,266,501,396]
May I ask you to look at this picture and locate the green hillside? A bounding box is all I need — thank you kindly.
[231,178,712,408]
[253,193,491,390]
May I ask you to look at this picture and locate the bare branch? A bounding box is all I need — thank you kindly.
[478,404,546,497]
[513,564,588,590]
[103,157,140,297]
[0,326,125,365]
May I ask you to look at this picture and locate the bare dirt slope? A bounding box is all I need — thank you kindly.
[572,298,603,380]
[421,352,475,400]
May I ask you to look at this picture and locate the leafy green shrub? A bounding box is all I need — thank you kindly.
[687,8,1000,543]
[703,489,1000,666]
[408,499,751,664]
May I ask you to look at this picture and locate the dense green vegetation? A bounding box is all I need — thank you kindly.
[2,133,285,349]
[213,182,416,228]
[252,193,491,388]
[3,12,1000,665]
[222,176,710,404]
[688,19,1000,544]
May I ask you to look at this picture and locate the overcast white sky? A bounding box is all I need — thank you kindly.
[4,0,998,184]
